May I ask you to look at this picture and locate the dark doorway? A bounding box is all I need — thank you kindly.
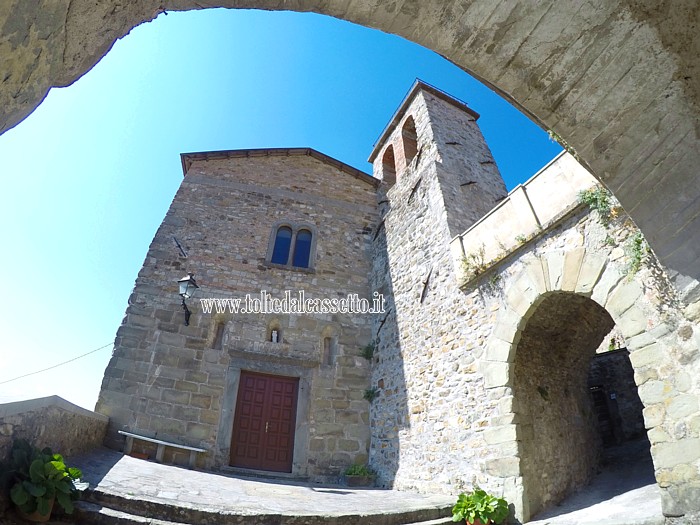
[230,371,299,472]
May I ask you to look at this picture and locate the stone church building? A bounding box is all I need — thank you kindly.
[96,81,700,522]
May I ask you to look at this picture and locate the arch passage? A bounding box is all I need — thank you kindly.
[514,292,614,517]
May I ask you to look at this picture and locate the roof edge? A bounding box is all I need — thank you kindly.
[368,79,480,163]
[180,147,379,187]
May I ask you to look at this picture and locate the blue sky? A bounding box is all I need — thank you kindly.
[0,9,561,409]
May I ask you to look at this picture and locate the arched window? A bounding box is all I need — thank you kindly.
[382,145,397,185]
[271,226,292,265]
[402,116,418,166]
[293,229,312,268]
[266,222,317,270]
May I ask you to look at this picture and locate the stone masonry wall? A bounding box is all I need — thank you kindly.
[96,150,379,479]
[0,396,108,516]
[369,86,510,493]
[588,348,647,442]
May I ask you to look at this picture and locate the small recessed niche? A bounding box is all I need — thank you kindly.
[321,327,338,366]
[213,322,225,350]
[267,320,283,343]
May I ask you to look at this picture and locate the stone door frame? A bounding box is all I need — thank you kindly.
[481,249,697,521]
[215,353,313,477]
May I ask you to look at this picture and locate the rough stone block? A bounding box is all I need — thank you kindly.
[639,380,675,405]
[162,389,190,405]
[482,424,517,445]
[615,305,647,338]
[485,338,514,363]
[643,404,666,429]
[575,252,606,295]
[544,251,566,291]
[590,267,623,307]
[652,438,700,469]
[605,280,643,317]
[524,258,549,294]
[666,394,699,419]
[482,361,511,389]
[186,423,212,441]
[629,343,663,370]
[491,310,523,344]
[561,248,586,291]
[505,278,538,318]
[190,394,212,409]
[484,457,520,477]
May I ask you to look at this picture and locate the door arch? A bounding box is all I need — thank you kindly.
[482,249,700,521]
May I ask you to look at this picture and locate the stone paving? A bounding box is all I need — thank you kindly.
[70,447,454,521]
[5,441,663,524]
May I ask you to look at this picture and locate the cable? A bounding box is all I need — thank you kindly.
[0,342,113,385]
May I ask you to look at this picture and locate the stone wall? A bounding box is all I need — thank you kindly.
[0,396,108,515]
[95,149,379,479]
[588,348,647,442]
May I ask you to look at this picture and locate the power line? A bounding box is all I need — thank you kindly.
[0,343,113,386]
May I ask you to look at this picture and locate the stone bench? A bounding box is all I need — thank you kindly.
[118,430,205,469]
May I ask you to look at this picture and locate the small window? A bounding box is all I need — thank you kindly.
[293,229,312,268]
[402,116,418,166]
[382,145,397,185]
[271,226,292,265]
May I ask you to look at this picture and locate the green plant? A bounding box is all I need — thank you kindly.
[514,234,527,244]
[360,341,375,361]
[461,245,486,280]
[578,186,612,225]
[451,488,509,524]
[344,464,375,476]
[363,387,379,402]
[547,130,580,160]
[1,439,88,518]
[608,337,618,351]
[626,232,647,276]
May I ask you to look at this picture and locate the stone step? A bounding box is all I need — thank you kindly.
[74,501,187,525]
[79,488,452,525]
[402,518,453,525]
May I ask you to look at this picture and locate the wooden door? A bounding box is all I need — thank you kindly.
[230,371,299,472]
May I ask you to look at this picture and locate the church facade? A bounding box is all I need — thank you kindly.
[96,81,700,522]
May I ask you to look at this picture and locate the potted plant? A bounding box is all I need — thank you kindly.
[1,439,88,522]
[451,487,509,525]
[343,464,376,487]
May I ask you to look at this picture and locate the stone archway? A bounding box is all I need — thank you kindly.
[482,249,700,521]
[1,2,700,282]
[513,292,616,518]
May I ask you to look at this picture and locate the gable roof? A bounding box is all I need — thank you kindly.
[180,147,379,187]
[368,79,480,163]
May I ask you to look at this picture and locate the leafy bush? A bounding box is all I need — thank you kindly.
[451,488,509,524]
[578,186,612,225]
[1,439,88,518]
[344,464,375,476]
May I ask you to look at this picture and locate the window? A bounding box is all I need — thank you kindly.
[402,116,418,166]
[382,145,397,186]
[271,226,292,265]
[293,229,312,268]
[266,222,317,270]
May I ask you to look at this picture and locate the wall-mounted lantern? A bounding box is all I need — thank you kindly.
[177,273,199,326]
